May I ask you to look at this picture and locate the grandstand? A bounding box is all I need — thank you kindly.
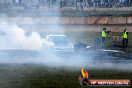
[0,0,132,9]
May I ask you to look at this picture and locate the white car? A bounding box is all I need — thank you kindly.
[43,35,74,52]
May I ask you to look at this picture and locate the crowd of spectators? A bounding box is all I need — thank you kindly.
[0,0,132,10]
[0,0,10,9]
[44,0,132,10]
[45,0,132,8]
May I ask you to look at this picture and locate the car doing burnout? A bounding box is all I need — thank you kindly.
[43,35,74,52]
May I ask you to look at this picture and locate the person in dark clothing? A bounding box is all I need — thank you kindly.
[51,0,56,8]
[79,0,84,10]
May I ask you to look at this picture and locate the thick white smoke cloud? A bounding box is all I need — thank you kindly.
[0,22,43,50]
[0,15,131,72]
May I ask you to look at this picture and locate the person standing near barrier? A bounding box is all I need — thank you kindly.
[122,29,128,49]
[101,28,107,47]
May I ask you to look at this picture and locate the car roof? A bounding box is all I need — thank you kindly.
[47,35,66,37]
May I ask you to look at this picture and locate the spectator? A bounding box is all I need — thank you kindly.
[94,0,101,7]
[92,0,95,8]
[47,0,51,7]
[80,0,84,10]
[75,0,84,11]
[51,0,56,8]
[86,0,89,7]
[60,0,64,8]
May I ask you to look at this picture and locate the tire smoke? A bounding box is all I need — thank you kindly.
[0,22,43,50]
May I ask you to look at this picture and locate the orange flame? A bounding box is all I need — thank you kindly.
[81,67,89,78]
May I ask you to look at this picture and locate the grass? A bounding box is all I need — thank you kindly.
[0,64,131,88]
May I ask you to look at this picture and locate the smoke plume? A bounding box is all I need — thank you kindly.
[0,22,43,50]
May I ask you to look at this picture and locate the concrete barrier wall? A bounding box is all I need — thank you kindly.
[1,16,132,25]
[20,24,132,32]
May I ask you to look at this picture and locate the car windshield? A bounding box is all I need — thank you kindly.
[50,36,69,44]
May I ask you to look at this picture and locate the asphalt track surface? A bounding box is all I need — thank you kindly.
[0,48,131,67]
